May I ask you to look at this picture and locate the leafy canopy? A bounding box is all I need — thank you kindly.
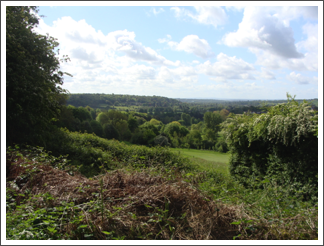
[6,6,71,145]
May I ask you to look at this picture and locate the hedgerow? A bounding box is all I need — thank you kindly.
[221,94,318,201]
[43,128,195,177]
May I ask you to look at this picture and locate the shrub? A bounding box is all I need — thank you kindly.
[44,128,194,177]
[221,95,318,200]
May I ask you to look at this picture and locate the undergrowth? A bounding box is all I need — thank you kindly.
[6,143,318,240]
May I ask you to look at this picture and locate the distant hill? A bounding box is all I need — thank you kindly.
[66,93,318,111]
[66,93,183,109]
[176,98,318,107]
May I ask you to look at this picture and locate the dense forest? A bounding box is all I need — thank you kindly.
[6,6,319,241]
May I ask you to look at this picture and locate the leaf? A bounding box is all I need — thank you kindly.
[47,227,57,233]
[77,225,88,229]
[231,221,241,225]
[102,231,112,235]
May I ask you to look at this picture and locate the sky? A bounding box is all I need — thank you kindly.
[3,2,323,101]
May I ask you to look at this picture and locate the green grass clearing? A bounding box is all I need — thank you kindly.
[171,148,230,175]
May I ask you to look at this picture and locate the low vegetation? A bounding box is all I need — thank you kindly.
[6,139,318,240]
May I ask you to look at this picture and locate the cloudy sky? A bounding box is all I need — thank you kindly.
[11,2,324,99]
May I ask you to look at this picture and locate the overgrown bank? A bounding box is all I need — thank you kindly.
[6,136,318,240]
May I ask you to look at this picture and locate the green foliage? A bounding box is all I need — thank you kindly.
[70,106,92,122]
[204,111,222,132]
[80,120,93,133]
[96,112,109,126]
[106,109,128,125]
[154,135,170,147]
[215,131,229,153]
[128,116,139,133]
[43,128,193,177]
[183,130,202,149]
[181,113,191,126]
[131,127,156,146]
[163,122,180,137]
[115,119,131,141]
[103,123,120,140]
[90,120,104,137]
[221,95,318,200]
[6,6,71,145]
[219,109,230,121]
[56,105,76,131]
[6,141,318,240]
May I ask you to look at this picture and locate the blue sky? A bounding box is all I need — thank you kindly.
[5,2,323,100]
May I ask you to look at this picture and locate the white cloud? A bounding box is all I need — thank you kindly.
[70,46,104,64]
[119,64,156,80]
[222,6,304,59]
[287,72,318,85]
[252,46,317,72]
[298,23,318,53]
[197,53,255,81]
[168,35,215,59]
[32,15,187,95]
[259,68,276,80]
[28,6,318,99]
[156,66,197,85]
[107,30,179,66]
[158,34,172,43]
[36,17,179,67]
[152,7,165,15]
[269,6,318,24]
[171,6,227,28]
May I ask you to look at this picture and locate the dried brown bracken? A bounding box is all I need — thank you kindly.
[7,151,317,240]
[6,152,241,240]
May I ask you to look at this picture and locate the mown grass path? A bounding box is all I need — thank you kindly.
[171,148,230,175]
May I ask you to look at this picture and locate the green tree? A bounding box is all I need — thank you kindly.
[80,120,93,133]
[181,113,192,126]
[204,111,222,132]
[103,123,120,140]
[90,120,104,137]
[6,6,71,145]
[56,105,75,131]
[179,126,189,137]
[184,130,202,149]
[154,135,170,147]
[96,112,109,126]
[164,122,181,137]
[219,109,230,121]
[128,116,139,133]
[71,106,92,122]
[115,119,131,141]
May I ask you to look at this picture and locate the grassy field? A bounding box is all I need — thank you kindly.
[171,148,230,175]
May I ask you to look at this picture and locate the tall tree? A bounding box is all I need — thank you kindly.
[181,113,191,126]
[6,6,71,145]
[204,111,222,132]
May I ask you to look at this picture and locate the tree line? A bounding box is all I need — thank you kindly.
[55,103,232,151]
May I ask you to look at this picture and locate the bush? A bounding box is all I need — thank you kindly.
[44,128,194,177]
[221,95,318,200]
